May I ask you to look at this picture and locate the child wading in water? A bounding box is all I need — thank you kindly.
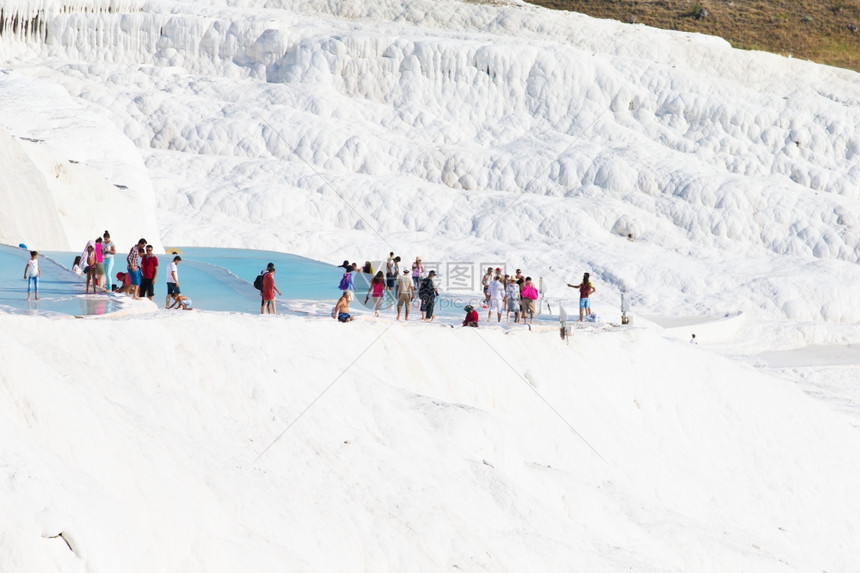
[24,251,41,301]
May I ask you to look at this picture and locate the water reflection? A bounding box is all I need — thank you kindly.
[77,297,115,316]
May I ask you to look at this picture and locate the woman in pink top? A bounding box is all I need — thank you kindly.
[94,236,105,291]
[520,277,539,325]
[365,271,386,317]
[411,257,424,291]
[567,272,596,322]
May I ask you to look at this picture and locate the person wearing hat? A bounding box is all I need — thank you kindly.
[411,256,424,291]
[164,255,182,308]
[462,304,479,327]
[418,270,438,321]
[115,271,134,295]
[261,262,282,314]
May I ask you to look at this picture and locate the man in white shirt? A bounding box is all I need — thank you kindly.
[487,275,506,323]
[165,256,182,309]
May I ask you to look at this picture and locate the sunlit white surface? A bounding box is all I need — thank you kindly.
[1,0,860,571]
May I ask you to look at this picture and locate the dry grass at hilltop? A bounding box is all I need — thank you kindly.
[527,0,860,71]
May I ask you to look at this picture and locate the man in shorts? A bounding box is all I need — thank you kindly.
[395,269,414,321]
[126,238,147,299]
[140,244,159,301]
[333,291,353,322]
[481,267,493,305]
[165,255,182,309]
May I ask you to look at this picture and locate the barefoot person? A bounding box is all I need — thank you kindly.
[165,256,182,308]
[462,304,479,327]
[521,277,539,325]
[24,250,41,301]
[333,291,354,322]
[419,270,438,321]
[168,292,193,310]
[84,245,97,294]
[127,238,147,299]
[395,269,414,320]
[140,244,159,301]
[365,271,386,317]
[115,272,134,295]
[261,263,282,314]
[102,231,116,290]
[487,274,505,323]
[94,236,105,291]
[568,272,596,322]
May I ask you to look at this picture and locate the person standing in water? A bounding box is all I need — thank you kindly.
[84,245,97,294]
[419,270,439,321]
[568,272,596,322]
[102,231,116,290]
[411,256,424,291]
[140,244,159,301]
[24,250,41,301]
[261,263,282,314]
[365,271,386,317]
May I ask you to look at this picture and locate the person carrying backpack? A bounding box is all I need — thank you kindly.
[335,260,355,299]
[261,263,282,314]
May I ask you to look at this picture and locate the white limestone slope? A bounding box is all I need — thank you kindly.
[1,1,860,571]
[1,312,859,572]
[0,71,160,251]
[1,0,859,320]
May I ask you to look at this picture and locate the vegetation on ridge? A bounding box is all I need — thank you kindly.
[527,0,860,71]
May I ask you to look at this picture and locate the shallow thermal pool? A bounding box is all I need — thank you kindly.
[1,245,345,316]
[3,244,526,320]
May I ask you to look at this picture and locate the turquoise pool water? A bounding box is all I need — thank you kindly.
[0,245,119,316]
[3,244,487,318]
[2,245,348,316]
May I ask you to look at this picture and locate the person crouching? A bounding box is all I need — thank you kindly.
[462,304,479,327]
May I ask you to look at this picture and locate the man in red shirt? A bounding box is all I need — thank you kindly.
[140,244,159,301]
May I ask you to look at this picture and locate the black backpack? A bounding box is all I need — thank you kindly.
[253,271,265,290]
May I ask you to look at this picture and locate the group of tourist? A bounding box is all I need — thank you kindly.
[480,267,541,325]
[334,252,438,323]
[70,231,117,295]
[20,241,596,322]
[66,232,189,309]
[330,253,593,328]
